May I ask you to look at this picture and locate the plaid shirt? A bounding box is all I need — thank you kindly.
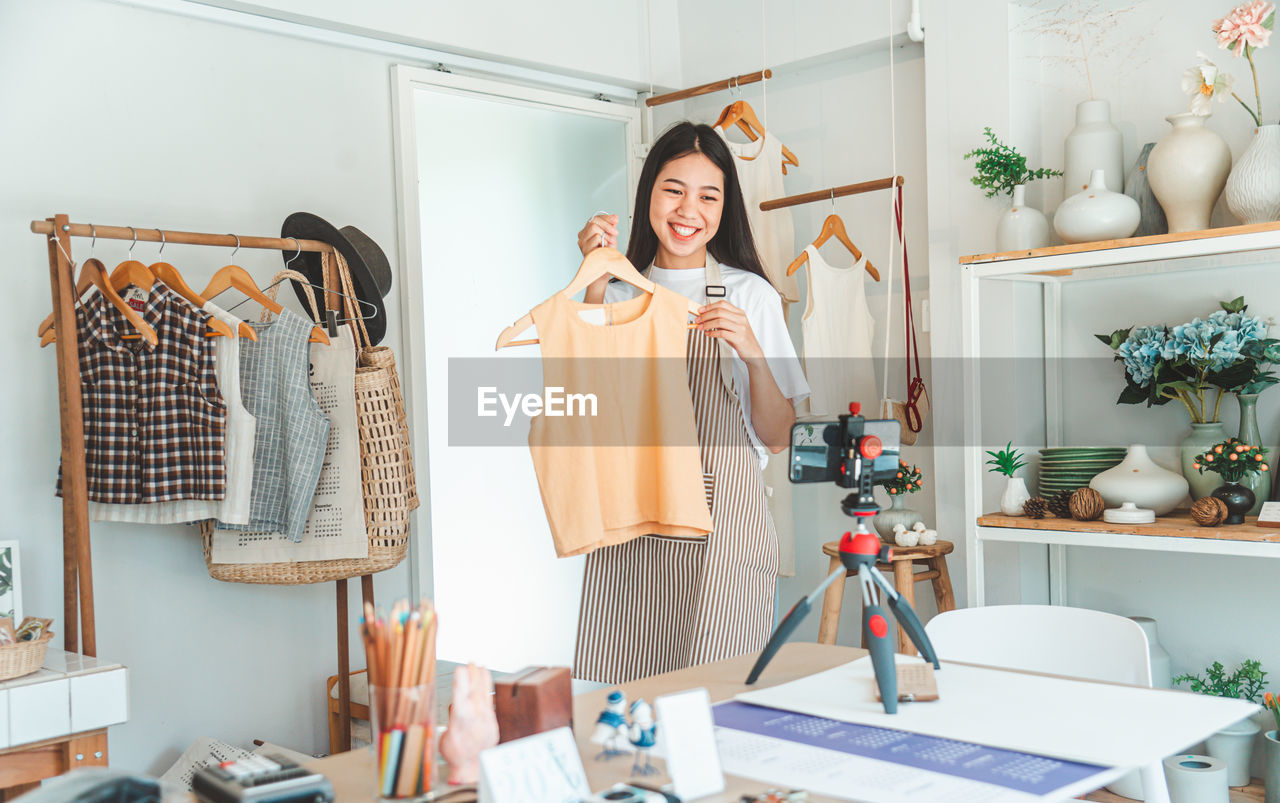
[58,284,227,503]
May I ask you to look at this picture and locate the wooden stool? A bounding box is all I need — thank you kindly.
[817,539,956,656]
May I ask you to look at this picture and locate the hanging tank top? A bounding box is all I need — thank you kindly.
[800,245,878,415]
[528,284,713,558]
[216,307,329,543]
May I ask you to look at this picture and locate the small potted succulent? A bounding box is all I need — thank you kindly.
[1175,659,1268,788]
[1191,437,1270,524]
[986,442,1030,516]
[873,460,924,539]
[964,127,1063,251]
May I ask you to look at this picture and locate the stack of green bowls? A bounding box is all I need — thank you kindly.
[1037,447,1128,497]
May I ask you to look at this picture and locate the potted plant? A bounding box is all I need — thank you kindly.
[1175,659,1268,787]
[1192,437,1270,523]
[1096,296,1278,499]
[872,460,924,539]
[986,442,1030,516]
[1263,692,1280,798]
[964,127,1063,251]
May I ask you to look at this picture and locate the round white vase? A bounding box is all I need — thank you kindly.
[1225,124,1280,224]
[1053,168,1141,243]
[996,185,1050,251]
[1000,476,1031,516]
[1147,112,1232,233]
[1088,444,1189,516]
[1064,98,1125,194]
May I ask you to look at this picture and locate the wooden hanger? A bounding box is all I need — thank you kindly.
[495,247,702,349]
[39,258,159,347]
[150,262,247,340]
[202,265,330,345]
[786,214,880,281]
[714,100,800,173]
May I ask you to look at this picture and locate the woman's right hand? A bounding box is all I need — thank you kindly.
[578,213,619,256]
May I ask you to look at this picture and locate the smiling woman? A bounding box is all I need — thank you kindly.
[572,122,811,683]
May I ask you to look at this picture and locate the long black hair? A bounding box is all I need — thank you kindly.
[625,121,768,281]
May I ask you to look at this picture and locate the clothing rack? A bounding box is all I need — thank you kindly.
[645,69,772,107]
[760,175,905,212]
[30,213,372,751]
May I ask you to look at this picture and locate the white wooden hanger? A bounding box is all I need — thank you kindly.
[495,247,701,349]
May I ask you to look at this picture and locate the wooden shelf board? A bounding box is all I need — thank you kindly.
[976,512,1280,544]
[959,220,1280,266]
[1086,777,1263,802]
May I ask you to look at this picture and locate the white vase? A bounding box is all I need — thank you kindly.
[1130,616,1172,689]
[1206,716,1260,788]
[996,184,1050,251]
[1064,98,1125,194]
[1147,112,1232,233]
[1225,124,1280,224]
[1053,168,1141,243]
[1000,476,1030,516]
[1088,444,1189,516]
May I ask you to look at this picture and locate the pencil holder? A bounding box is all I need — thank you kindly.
[370,684,437,798]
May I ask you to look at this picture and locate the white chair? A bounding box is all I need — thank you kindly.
[925,605,1166,803]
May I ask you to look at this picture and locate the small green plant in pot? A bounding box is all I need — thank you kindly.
[965,128,1064,252]
[1175,659,1267,787]
[986,442,1030,516]
[1191,437,1270,524]
[872,460,924,540]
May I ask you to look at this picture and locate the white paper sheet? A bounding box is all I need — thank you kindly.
[159,736,255,789]
[735,656,1258,769]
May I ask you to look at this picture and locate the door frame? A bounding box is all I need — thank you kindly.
[389,65,642,603]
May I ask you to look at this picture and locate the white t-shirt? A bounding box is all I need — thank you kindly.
[604,262,810,467]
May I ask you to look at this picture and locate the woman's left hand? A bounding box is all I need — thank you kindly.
[696,301,763,361]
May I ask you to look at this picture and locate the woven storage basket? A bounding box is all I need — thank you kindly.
[201,259,416,585]
[0,632,53,682]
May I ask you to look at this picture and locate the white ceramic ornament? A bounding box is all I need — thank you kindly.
[912,521,927,533]
[920,529,937,545]
[892,523,907,534]
[895,530,920,547]
[1053,168,1140,243]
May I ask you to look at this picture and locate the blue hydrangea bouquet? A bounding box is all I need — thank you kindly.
[1096,297,1280,423]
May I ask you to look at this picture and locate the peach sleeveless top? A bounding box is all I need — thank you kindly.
[528,284,713,558]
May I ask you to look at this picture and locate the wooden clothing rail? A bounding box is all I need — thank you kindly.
[646,69,772,107]
[31,213,371,751]
[760,175,905,212]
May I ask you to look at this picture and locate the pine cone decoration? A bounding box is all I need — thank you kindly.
[1069,487,1104,521]
[1022,496,1048,519]
[1048,490,1074,518]
[1190,496,1228,527]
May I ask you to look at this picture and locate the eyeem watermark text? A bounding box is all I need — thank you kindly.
[477,386,598,426]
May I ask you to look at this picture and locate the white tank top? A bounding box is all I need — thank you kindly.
[800,245,877,416]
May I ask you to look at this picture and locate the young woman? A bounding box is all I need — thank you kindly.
[573,121,810,683]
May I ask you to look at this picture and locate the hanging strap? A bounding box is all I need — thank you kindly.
[261,268,323,323]
[896,185,926,434]
[702,254,739,402]
[327,250,374,357]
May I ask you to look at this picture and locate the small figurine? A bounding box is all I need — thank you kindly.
[912,521,927,533]
[627,698,657,776]
[894,529,919,547]
[919,528,938,546]
[590,690,634,759]
[439,663,499,785]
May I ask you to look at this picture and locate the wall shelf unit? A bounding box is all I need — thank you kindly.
[959,223,1280,607]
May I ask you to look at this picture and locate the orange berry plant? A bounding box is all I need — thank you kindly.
[1191,437,1269,483]
[878,460,924,496]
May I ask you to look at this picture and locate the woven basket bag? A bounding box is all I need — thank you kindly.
[202,256,418,584]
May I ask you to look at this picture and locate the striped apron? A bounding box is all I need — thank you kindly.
[573,259,780,683]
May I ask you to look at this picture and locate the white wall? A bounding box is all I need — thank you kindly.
[924,0,1280,700]
[0,0,671,773]
[662,2,935,647]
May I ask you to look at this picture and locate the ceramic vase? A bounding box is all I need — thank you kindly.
[996,185,1050,251]
[999,476,1031,516]
[1089,444,1189,515]
[1237,393,1271,515]
[1265,730,1280,803]
[873,494,922,539]
[1064,98,1125,194]
[1131,616,1172,688]
[1211,482,1255,525]
[1181,421,1229,500]
[1207,715,1260,788]
[1147,112,1232,233]
[1054,168,1141,243]
[1226,125,1280,224]
[1125,143,1169,237]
